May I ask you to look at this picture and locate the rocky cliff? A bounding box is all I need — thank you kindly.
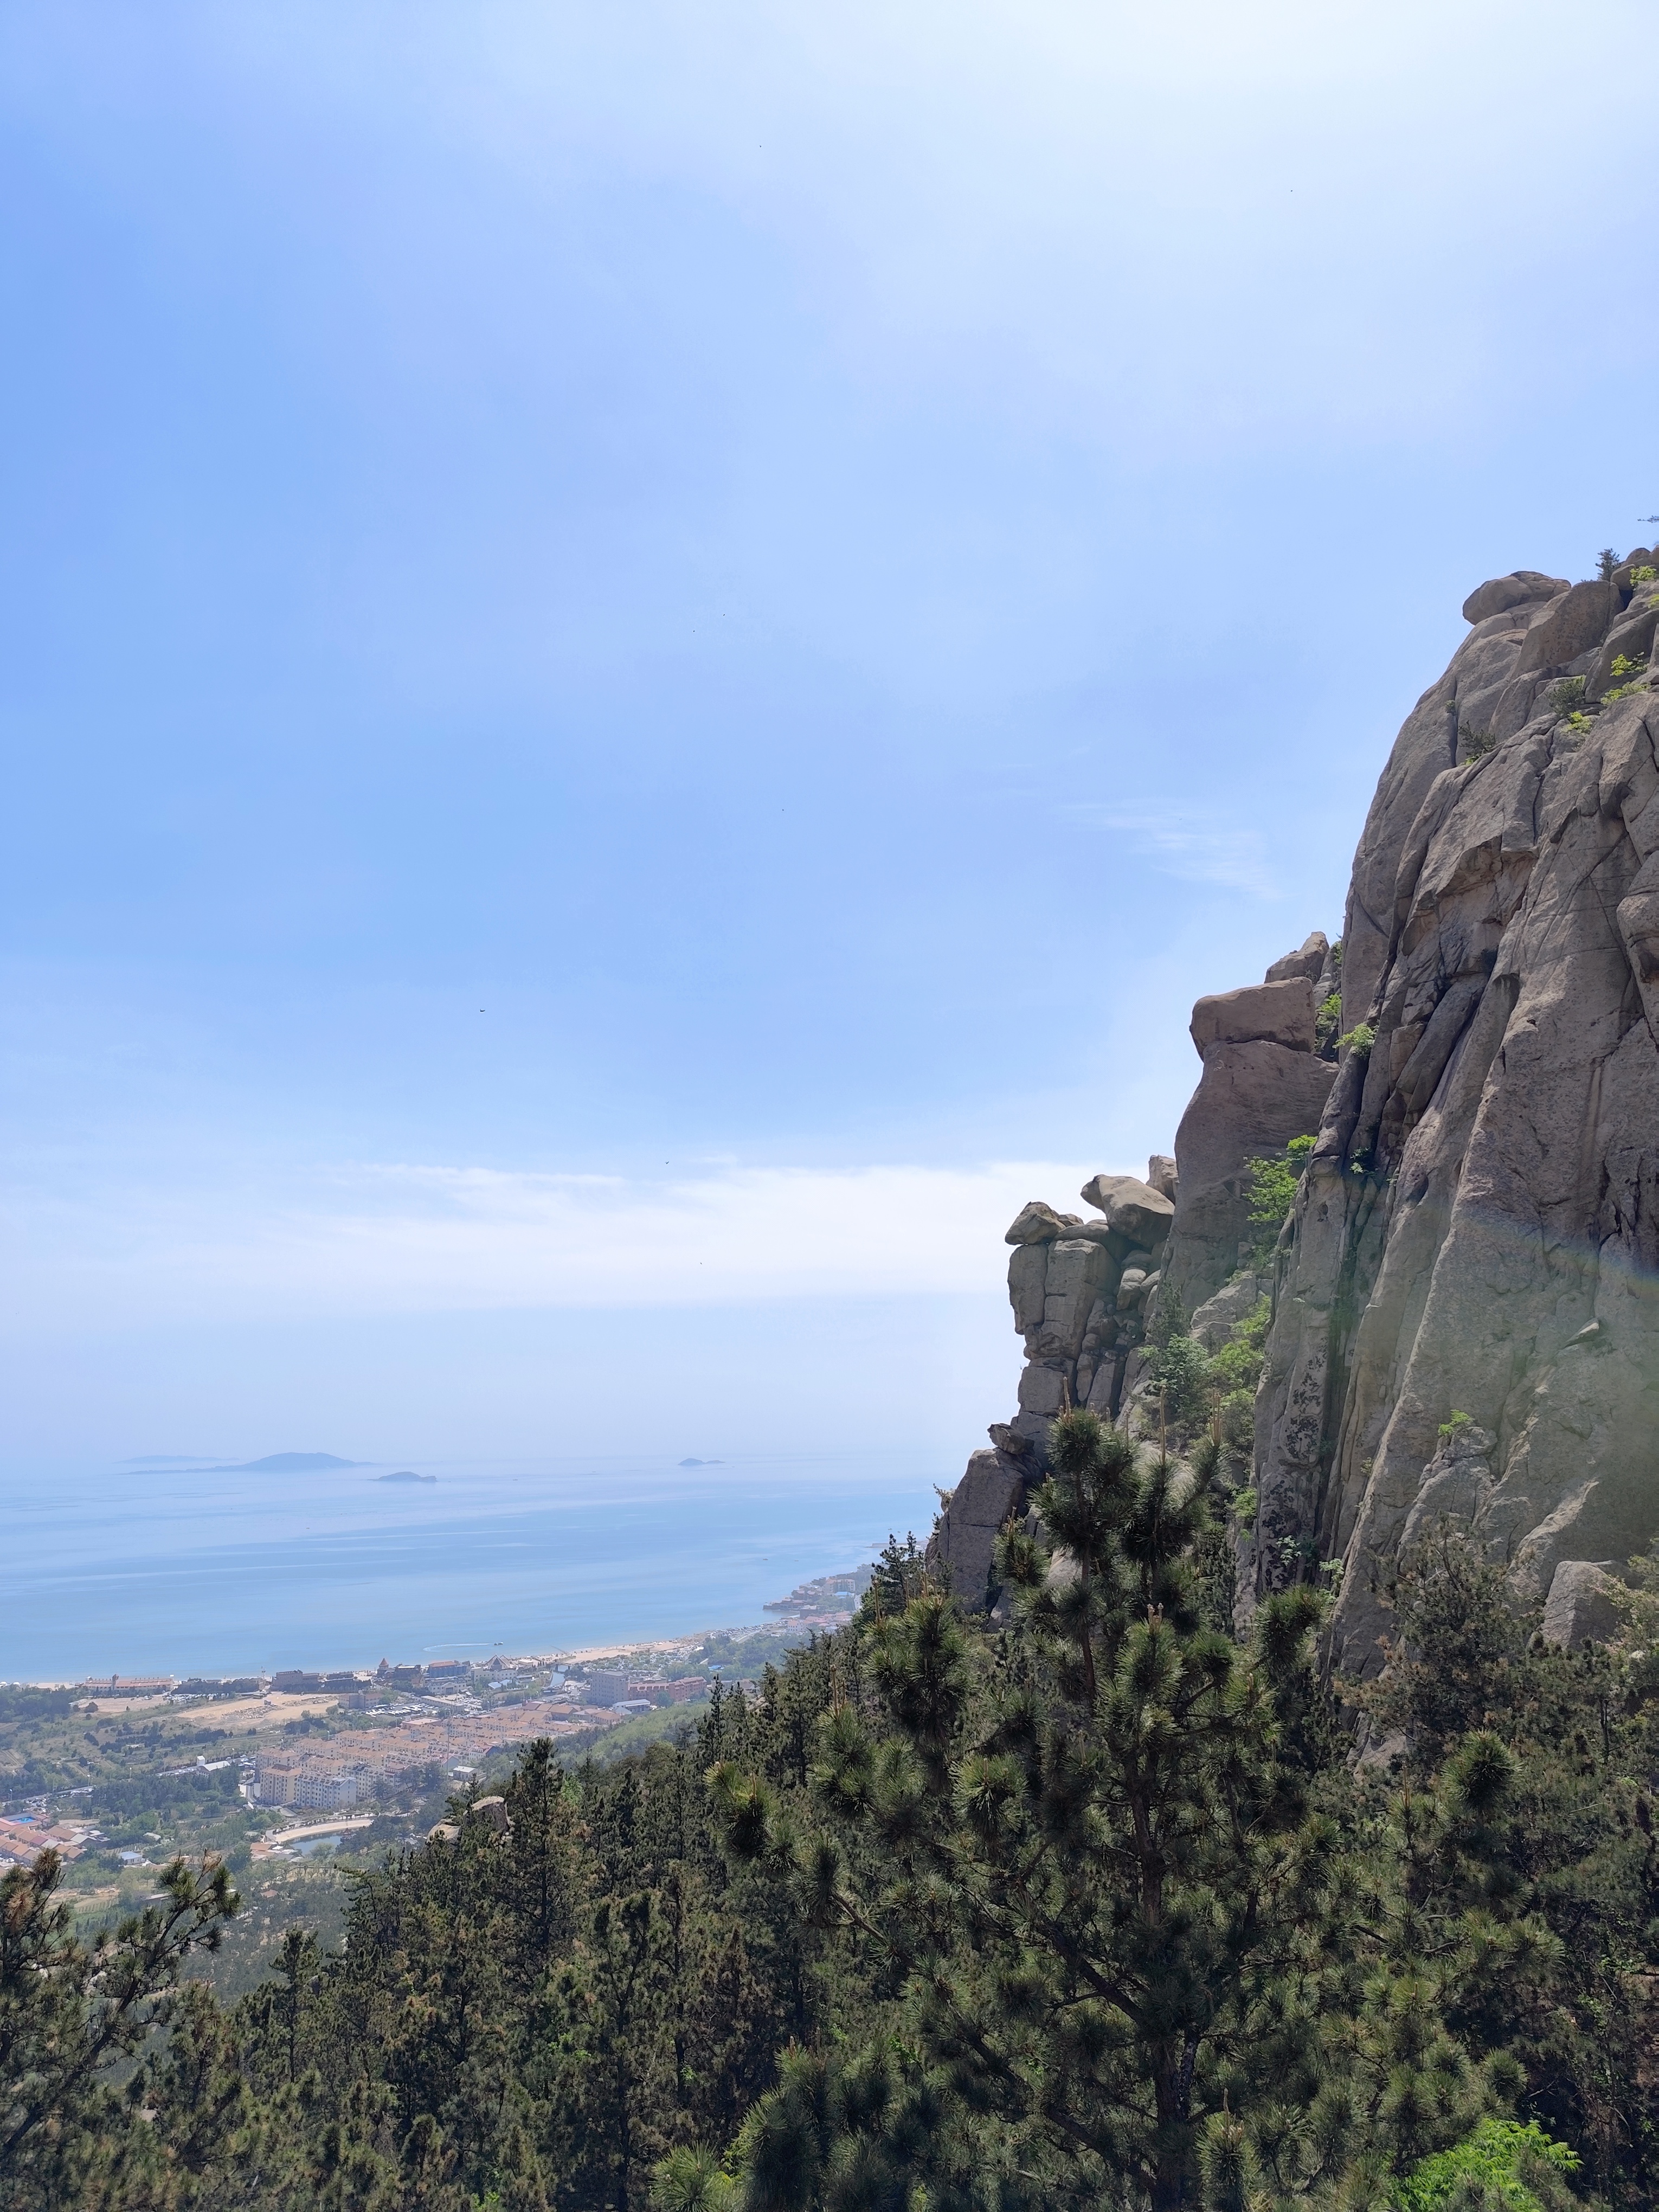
[931,545,1659,1670]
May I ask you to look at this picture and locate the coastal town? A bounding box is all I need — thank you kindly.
[0,1568,879,1888]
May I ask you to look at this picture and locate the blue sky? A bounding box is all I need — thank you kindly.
[3,0,1656,1467]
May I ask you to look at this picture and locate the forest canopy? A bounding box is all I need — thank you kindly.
[4,1419,1657,2211]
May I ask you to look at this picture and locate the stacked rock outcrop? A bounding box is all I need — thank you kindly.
[936,548,1659,1655]
[927,1161,1175,1605]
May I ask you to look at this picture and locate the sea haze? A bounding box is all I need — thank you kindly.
[0,1454,944,1681]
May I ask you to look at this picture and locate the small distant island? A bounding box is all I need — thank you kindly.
[677,1456,724,1467]
[375,1470,438,1484]
[209,1452,366,1474]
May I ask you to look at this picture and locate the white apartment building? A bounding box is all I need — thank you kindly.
[253,1754,364,1810]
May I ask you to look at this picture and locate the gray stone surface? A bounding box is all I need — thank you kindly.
[1238,559,1659,1673]
[1080,1175,1174,1248]
[1265,931,1330,985]
[1462,571,1570,625]
[1191,976,1317,1056]
[930,1215,1132,1604]
[1586,601,1659,702]
[1189,1272,1269,1349]
[925,1448,1029,1611]
[1007,1242,1049,1333]
[1035,1239,1117,1359]
[1515,580,1622,675]
[937,556,1652,1635]
[1005,1200,1073,1244]
[1164,1040,1335,1315]
[1079,1171,1138,1212]
[1541,1560,1621,1648]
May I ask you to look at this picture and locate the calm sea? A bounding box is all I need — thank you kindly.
[0,1453,948,1681]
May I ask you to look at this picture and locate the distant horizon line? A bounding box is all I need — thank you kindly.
[0,1623,815,1694]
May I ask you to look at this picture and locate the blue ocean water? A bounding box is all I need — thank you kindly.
[0,1453,948,1681]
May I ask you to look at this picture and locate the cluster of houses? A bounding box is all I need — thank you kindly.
[0,1810,99,1870]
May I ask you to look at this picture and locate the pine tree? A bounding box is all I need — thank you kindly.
[709,1410,1338,2210]
[0,1849,237,2210]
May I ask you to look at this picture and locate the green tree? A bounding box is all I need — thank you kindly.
[535,1892,677,2212]
[0,1850,238,2209]
[1245,1135,1317,1261]
[709,1410,1339,2210]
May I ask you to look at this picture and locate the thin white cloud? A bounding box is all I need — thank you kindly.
[1071,808,1282,898]
[195,0,1650,455]
[5,1156,1118,1327]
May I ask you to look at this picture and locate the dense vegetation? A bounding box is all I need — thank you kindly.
[5,1429,1658,2210]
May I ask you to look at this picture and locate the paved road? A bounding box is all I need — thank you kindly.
[265,1815,375,1845]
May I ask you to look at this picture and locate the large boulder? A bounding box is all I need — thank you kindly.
[1190,976,1317,1057]
[1079,1174,1175,1248]
[1265,931,1330,985]
[1188,1271,1269,1351]
[934,1213,1136,1599]
[1007,1242,1050,1333]
[1146,1153,1178,1200]
[1461,571,1570,625]
[1541,1561,1621,1649]
[1033,1239,1118,1359]
[1005,1200,1078,1245]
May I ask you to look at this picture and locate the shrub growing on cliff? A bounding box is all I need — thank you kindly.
[1210,1295,1271,1396]
[1245,1132,1317,1260]
[1144,1328,1212,1432]
[1604,651,1649,705]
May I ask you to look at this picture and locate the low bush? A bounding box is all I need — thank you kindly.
[1393,2116,1580,2211]
[1245,1133,1317,1258]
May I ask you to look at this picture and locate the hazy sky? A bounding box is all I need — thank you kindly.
[4,0,1656,1467]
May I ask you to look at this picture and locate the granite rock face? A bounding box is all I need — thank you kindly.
[935,552,1659,1641]
[931,1448,1031,1614]
[1247,549,1659,1672]
[1164,949,1339,1316]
